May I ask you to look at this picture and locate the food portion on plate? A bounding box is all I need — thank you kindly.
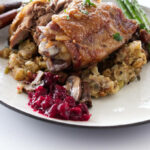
[0,0,150,121]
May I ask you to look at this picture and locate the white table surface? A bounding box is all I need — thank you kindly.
[1,0,150,150]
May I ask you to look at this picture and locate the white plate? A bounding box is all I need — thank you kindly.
[1,0,150,127]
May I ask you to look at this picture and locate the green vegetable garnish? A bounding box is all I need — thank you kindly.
[140,23,146,30]
[132,0,150,32]
[83,0,96,7]
[66,15,70,20]
[64,9,66,13]
[80,9,88,15]
[116,0,150,32]
[123,0,142,24]
[116,0,132,19]
[30,0,33,2]
[113,33,123,41]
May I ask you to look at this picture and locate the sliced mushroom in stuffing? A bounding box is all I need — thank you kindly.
[23,70,44,92]
[46,58,70,72]
[65,75,82,102]
[80,82,92,108]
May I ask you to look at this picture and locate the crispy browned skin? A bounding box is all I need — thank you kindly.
[42,0,138,69]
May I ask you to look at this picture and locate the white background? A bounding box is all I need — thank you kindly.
[1,0,150,150]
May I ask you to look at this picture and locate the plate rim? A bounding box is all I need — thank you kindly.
[1,100,150,128]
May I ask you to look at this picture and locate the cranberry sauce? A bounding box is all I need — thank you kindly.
[28,72,91,121]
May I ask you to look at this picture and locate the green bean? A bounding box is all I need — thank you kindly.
[123,0,143,24]
[132,0,150,32]
[116,0,133,19]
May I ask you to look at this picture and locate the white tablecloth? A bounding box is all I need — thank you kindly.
[0,0,150,150]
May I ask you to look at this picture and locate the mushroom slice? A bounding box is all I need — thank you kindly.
[39,40,59,57]
[31,71,44,85]
[46,58,70,72]
[65,76,82,101]
[23,71,44,92]
[80,82,92,108]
